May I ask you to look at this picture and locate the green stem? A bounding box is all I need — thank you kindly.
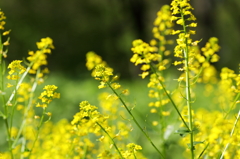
[224,92,240,119]
[12,69,40,148]
[27,108,46,158]
[150,63,190,130]
[220,109,240,159]
[191,56,211,85]
[96,122,124,159]
[6,45,47,106]
[0,30,14,159]
[4,117,14,159]
[107,82,165,159]
[181,9,194,159]
[198,143,209,159]
[158,88,166,157]
[9,78,19,136]
[6,64,33,106]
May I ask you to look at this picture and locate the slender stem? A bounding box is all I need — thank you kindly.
[158,88,166,157]
[9,78,19,136]
[6,65,32,105]
[107,82,165,159]
[0,33,14,159]
[4,117,14,159]
[224,92,240,119]
[12,69,40,148]
[27,108,46,158]
[150,63,190,130]
[133,152,137,159]
[96,122,124,159]
[181,9,195,159]
[198,143,209,159]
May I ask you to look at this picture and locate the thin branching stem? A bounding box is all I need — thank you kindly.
[107,82,165,159]
[96,122,124,159]
[220,109,240,159]
[12,69,40,149]
[27,108,46,158]
[224,92,240,119]
[150,63,190,130]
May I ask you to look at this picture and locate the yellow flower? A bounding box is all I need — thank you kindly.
[139,71,149,79]
[7,60,26,80]
[162,111,170,116]
[8,60,26,75]
[27,37,54,73]
[2,29,11,35]
[152,121,159,126]
[0,9,6,30]
[7,83,13,88]
[38,85,60,107]
[36,37,54,49]
[86,51,104,70]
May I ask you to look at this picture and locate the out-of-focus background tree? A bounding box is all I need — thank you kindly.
[1,0,240,79]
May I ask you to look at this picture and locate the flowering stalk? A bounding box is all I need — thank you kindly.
[170,0,198,158]
[86,52,165,158]
[12,69,40,149]
[27,107,46,158]
[28,85,59,158]
[181,16,195,159]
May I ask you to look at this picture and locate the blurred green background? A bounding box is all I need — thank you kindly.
[0,0,240,79]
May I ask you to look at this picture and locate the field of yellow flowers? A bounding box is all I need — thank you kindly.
[0,0,239,158]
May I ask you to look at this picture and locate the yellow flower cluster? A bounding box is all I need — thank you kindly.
[86,51,122,90]
[7,60,26,80]
[16,83,32,110]
[152,4,173,49]
[180,109,240,158]
[86,51,106,70]
[130,39,159,78]
[0,9,6,30]
[70,99,143,158]
[37,85,60,108]
[201,37,220,62]
[170,0,220,85]
[217,67,240,110]
[0,8,11,58]
[170,0,198,60]
[27,37,54,74]
[171,0,196,27]
[122,143,143,158]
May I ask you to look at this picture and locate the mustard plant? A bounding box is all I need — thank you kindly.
[1,0,240,158]
[0,9,60,158]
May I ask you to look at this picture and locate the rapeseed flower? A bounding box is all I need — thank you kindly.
[37,85,60,107]
[7,60,26,80]
[27,37,54,74]
[0,9,6,30]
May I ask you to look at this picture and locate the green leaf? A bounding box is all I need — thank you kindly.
[187,141,205,150]
[175,127,191,137]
